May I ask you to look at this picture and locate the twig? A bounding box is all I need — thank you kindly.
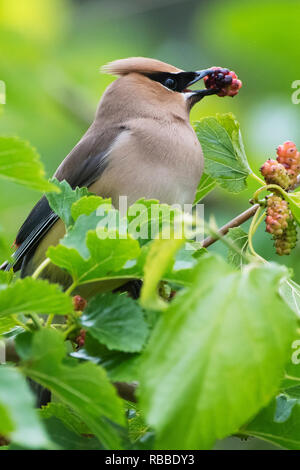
[202,204,260,248]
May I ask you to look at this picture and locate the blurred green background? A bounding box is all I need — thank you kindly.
[0,0,298,450]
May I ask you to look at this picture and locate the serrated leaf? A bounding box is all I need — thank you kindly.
[194,113,251,193]
[0,366,50,448]
[46,178,91,228]
[0,137,58,192]
[48,230,140,287]
[139,255,296,449]
[39,402,91,435]
[20,329,126,449]
[42,417,103,450]
[71,195,111,221]
[0,278,72,318]
[193,173,217,204]
[71,334,141,383]
[242,393,300,449]
[127,198,183,246]
[80,293,148,353]
[226,227,249,268]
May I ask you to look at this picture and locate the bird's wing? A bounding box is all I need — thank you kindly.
[9,126,123,272]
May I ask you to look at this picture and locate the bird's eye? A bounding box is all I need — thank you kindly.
[164,77,177,90]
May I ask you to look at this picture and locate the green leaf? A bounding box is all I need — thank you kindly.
[0,137,58,192]
[226,227,249,268]
[242,394,300,449]
[279,279,300,317]
[127,198,183,246]
[42,417,103,450]
[0,271,13,286]
[71,195,111,221]
[21,329,125,449]
[80,293,149,353]
[193,173,217,204]
[48,230,140,287]
[194,113,251,193]
[0,278,72,318]
[46,178,91,228]
[139,255,297,449]
[39,402,91,435]
[140,236,186,311]
[0,366,50,448]
[282,191,300,226]
[0,317,18,336]
[163,243,206,286]
[71,334,141,383]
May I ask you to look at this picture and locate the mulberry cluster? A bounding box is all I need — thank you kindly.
[265,195,297,255]
[260,141,300,189]
[276,141,300,187]
[204,67,242,97]
[274,218,298,255]
[260,160,290,189]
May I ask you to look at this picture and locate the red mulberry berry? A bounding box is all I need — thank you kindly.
[265,195,289,236]
[276,141,300,187]
[260,159,291,189]
[75,329,86,348]
[204,67,242,97]
[72,295,87,312]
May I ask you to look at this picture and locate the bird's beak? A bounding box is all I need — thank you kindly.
[186,69,214,87]
[183,68,218,106]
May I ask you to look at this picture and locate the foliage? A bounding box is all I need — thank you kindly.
[0,113,300,451]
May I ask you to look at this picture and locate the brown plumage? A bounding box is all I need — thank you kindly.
[5,57,219,291]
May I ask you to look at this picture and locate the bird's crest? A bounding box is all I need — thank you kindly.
[101,57,182,76]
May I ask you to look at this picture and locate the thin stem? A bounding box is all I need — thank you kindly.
[65,281,78,296]
[253,209,266,233]
[46,314,55,328]
[12,315,30,331]
[248,207,266,262]
[252,183,287,203]
[250,172,265,186]
[202,204,260,248]
[29,312,43,330]
[204,220,251,264]
[63,324,77,340]
[32,257,51,280]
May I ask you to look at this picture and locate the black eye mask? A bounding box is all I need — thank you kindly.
[146,71,199,92]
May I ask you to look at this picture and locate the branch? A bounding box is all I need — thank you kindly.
[202,203,260,248]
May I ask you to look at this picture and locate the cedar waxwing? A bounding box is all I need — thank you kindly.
[2,57,221,290]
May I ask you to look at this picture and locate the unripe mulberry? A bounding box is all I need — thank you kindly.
[274,218,297,255]
[204,67,242,97]
[265,195,289,236]
[276,141,300,186]
[72,295,87,312]
[260,159,291,189]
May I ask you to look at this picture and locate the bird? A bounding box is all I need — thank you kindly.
[2,57,220,290]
